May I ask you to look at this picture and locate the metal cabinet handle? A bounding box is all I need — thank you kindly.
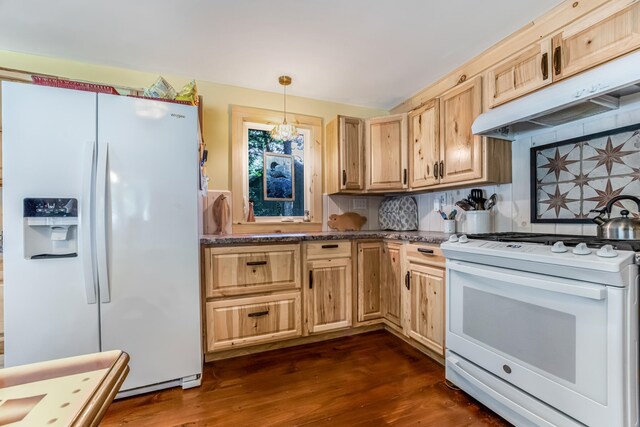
[405,272,410,290]
[433,162,439,179]
[321,244,339,249]
[403,168,408,185]
[541,52,549,80]
[417,248,435,255]
[246,261,267,266]
[553,46,562,75]
[248,311,269,318]
[342,170,347,186]
[309,270,314,289]
[439,160,444,179]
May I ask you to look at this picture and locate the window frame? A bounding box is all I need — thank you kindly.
[243,122,311,222]
[231,105,323,233]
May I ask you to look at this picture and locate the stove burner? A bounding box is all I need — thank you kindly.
[466,232,640,252]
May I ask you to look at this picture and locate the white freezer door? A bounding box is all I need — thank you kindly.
[96,94,202,391]
[2,82,100,366]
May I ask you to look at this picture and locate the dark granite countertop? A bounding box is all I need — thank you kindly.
[201,231,451,246]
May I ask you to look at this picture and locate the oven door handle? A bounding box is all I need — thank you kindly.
[448,261,606,300]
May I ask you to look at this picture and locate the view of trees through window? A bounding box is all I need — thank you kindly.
[247,128,305,217]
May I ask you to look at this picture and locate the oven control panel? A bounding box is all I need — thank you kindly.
[441,238,636,273]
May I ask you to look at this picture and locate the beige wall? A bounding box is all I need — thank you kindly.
[0,50,387,190]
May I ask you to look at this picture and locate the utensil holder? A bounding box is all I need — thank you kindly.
[443,220,456,234]
[466,211,492,234]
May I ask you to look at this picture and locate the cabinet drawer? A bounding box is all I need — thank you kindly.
[406,243,445,268]
[206,292,302,352]
[305,241,351,260]
[204,244,300,298]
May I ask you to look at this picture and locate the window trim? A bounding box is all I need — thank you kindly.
[231,105,323,233]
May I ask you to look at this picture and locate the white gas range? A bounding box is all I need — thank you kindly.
[441,233,639,427]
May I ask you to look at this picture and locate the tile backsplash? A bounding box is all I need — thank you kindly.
[322,195,383,231]
[324,93,640,236]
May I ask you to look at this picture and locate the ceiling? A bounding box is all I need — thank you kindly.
[0,0,564,109]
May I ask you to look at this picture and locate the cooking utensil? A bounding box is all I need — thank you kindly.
[439,211,448,220]
[456,200,473,211]
[591,195,640,240]
[449,209,458,220]
[484,194,497,210]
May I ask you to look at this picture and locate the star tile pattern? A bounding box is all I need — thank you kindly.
[534,127,640,221]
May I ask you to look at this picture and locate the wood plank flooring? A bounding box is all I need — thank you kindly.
[103,331,510,426]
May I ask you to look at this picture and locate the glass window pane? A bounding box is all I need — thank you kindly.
[247,128,305,217]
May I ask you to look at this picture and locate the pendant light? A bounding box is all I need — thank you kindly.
[271,75,298,142]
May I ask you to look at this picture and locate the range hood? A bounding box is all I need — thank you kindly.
[472,49,640,140]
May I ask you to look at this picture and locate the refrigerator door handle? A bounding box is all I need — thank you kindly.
[96,142,111,303]
[82,141,97,304]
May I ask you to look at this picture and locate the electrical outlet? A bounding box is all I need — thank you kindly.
[352,198,368,210]
[433,199,441,212]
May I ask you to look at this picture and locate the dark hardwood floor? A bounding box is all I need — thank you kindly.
[103,331,509,426]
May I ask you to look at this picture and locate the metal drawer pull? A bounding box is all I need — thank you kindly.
[321,244,339,249]
[248,311,269,318]
[405,272,410,290]
[309,270,314,289]
[246,261,268,266]
[417,248,435,255]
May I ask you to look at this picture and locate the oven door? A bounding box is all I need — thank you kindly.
[446,259,627,426]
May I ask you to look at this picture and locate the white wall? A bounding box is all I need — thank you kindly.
[326,93,640,235]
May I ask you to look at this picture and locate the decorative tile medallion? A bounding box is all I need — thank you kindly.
[531,123,640,223]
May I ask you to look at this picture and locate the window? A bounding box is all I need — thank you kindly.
[246,124,310,218]
[231,106,322,233]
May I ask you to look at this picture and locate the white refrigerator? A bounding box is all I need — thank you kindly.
[2,82,203,396]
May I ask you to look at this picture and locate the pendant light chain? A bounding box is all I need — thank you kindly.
[271,75,298,142]
[283,84,287,125]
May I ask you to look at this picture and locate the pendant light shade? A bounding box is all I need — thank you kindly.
[271,75,299,142]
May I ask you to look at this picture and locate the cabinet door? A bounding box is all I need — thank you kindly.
[340,116,364,191]
[552,2,640,81]
[306,258,352,333]
[357,242,382,322]
[366,114,408,191]
[486,39,552,108]
[440,76,483,184]
[408,100,440,189]
[381,242,403,327]
[408,263,445,355]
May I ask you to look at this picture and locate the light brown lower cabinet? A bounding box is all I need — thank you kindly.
[406,263,445,356]
[305,257,352,334]
[357,242,383,322]
[381,242,403,328]
[203,240,445,361]
[205,292,302,352]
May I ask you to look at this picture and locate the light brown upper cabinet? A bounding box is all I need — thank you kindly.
[408,100,440,189]
[325,116,364,194]
[486,39,553,109]
[552,2,640,81]
[439,76,483,184]
[365,113,408,191]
